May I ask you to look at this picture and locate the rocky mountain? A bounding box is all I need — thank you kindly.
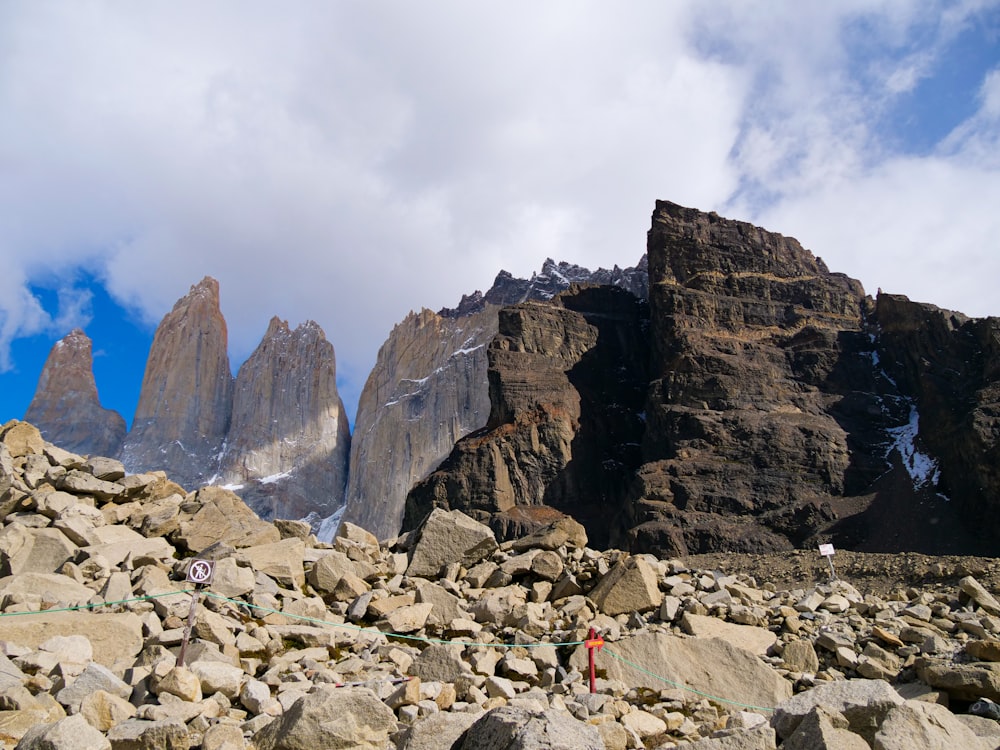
[29,277,350,525]
[4,419,1000,749]
[23,328,126,458]
[120,277,234,490]
[344,257,648,540]
[403,201,1000,557]
[217,316,351,522]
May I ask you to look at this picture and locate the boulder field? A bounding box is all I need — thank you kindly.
[3,419,1000,749]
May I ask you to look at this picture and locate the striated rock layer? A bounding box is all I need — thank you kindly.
[217,317,350,522]
[403,201,996,556]
[345,257,648,540]
[120,277,234,489]
[23,329,126,457]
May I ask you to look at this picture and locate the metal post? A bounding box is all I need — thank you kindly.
[177,587,201,667]
[585,627,605,694]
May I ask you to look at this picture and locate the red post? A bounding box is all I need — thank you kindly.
[585,627,604,694]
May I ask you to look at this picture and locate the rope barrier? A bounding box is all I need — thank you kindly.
[0,588,778,712]
[0,589,195,616]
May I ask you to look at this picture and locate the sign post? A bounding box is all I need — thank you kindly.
[178,559,216,667]
[585,627,605,694]
[818,543,837,581]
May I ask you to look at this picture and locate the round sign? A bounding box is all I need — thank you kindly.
[186,559,215,584]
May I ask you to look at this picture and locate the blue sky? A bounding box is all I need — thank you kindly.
[1,1,999,430]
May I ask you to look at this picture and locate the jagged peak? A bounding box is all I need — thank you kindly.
[171,276,221,312]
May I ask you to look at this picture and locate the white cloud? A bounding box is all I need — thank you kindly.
[1,0,999,418]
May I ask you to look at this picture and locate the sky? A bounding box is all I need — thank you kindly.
[1,1,999,429]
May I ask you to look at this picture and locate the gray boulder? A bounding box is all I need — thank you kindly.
[406,509,498,579]
[457,706,603,749]
[252,686,396,750]
[772,679,904,743]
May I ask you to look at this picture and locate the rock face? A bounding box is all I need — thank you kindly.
[44,279,352,526]
[345,257,648,541]
[24,329,126,457]
[120,277,234,490]
[403,285,649,547]
[874,294,1000,547]
[217,317,350,522]
[402,201,998,555]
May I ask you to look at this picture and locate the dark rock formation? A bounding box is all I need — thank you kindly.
[23,329,126,457]
[217,317,350,522]
[403,201,998,557]
[345,257,648,540]
[404,285,649,547]
[120,277,234,490]
[872,294,1000,550]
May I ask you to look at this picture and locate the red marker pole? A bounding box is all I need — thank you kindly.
[585,627,605,694]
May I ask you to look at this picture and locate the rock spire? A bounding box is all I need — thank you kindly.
[23,329,126,457]
[120,276,234,489]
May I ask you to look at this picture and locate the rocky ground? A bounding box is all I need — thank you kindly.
[4,419,1000,749]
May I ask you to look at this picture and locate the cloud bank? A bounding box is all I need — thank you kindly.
[1,1,998,417]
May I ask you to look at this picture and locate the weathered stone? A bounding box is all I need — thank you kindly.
[78,690,137,732]
[918,660,1000,702]
[252,686,396,750]
[406,509,498,578]
[154,667,203,702]
[174,486,281,553]
[685,725,778,749]
[411,644,471,683]
[587,556,662,616]
[0,573,93,608]
[873,699,994,750]
[1,422,45,458]
[456,705,603,749]
[681,613,777,655]
[574,633,791,711]
[400,711,479,750]
[16,713,110,750]
[960,577,1000,616]
[781,640,820,673]
[780,706,866,750]
[238,538,306,590]
[105,718,190,750]
[56,662,131,712]
[189,660,244,699]
[772,679,904,742]
[2,527,78,576]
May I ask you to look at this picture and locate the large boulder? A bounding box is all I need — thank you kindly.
[772,679,904,742]
[577,633,792,712]
[16,714,111,750]
[252,686,396,750]
[456,705,603,750]
[587,556,662,616]
[873,699,995,750]
[406,509,498,579]
[0,612,143,671]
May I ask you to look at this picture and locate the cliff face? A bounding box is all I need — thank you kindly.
[345,257,649,540]
[874,294,1000,548]
[23,329,126,457]
[403,285,650,547]
[120,277,234,489]
[218,317,351,522]
[402,201,998,556]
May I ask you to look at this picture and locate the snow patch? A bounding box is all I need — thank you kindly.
[259,470,293,485]
[311,504,347,543]
[887,403,940,490]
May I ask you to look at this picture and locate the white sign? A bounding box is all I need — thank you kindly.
[818,544,835,557]
[186,559,215,584]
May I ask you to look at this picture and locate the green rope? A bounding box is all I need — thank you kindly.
[203,591,587,648]
[0,589,194,616]
[602,646,776,712]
